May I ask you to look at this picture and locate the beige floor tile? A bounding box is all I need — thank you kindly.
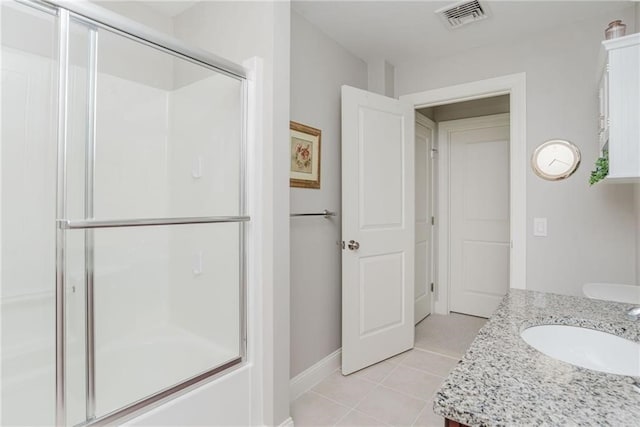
[414,313,486,358]
[382,365,444,401]
[400,349,459,377]
[350,360,397,383]
[355,386,426,426]
[313,371,377,408]
[291,392,350,426]
[386,349,412,365]
[290,314,484,427]
[412,401,445,427]
[335,409,388,426]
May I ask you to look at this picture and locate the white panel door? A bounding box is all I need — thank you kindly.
[415,116,434,324]
[443,114,510,318]
[341,85,414,375]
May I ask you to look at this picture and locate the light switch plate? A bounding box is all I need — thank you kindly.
[533,217,547,237]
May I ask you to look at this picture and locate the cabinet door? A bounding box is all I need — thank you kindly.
[598,66,609,150]
[607,40,640,180]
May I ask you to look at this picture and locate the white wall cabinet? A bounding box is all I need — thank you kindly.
[600,33,640,183]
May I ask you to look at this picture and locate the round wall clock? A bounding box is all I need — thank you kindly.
[531,139,581,181]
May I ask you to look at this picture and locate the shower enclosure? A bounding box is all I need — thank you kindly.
[1,0,248,425]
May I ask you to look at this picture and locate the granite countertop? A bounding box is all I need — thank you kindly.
[433,289,640,426]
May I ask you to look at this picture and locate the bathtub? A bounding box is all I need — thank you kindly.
[1,322,241,426]
[95,325,238,417]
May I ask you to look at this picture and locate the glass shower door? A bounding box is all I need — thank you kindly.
[62,10,247,426]
[0,2,58,425]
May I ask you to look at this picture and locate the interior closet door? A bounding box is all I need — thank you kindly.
[415,115,434,324]
[341,86,415,375]
[441,114,510,318]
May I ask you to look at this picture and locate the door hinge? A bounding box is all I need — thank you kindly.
[430,282,435,292]
[431,216,435,226]
[430,148,438,159]
[339,240,345,250]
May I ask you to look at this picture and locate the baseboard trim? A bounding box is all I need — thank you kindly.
[278,417,294,427]
[289,349,341,401]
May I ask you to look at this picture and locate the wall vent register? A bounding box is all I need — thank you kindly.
[435,0,488,29]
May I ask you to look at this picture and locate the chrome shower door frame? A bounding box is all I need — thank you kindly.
[55,6,70,427]
[20,0,252,425]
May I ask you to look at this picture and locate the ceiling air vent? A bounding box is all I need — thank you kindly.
[436,0,489,29]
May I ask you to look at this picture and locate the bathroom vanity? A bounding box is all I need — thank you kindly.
[433,289,640,426]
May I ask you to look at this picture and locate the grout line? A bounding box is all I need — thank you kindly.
[409,346,462,361]
[396,362,455,380]
[377,360,400,384]
[308,360,407,418]
[397,363,447,380]
[349,365,400,409]
[343,408,392,426]
[410,402,430,427]
[367,383,428,426]
[351,388,377,410]
[413,344,463,359]
[377,383,434,404]
[353,375,380,386]
[332,408,352,426]
[309,371,382,410]
[306,390,352,410]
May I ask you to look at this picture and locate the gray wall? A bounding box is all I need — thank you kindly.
[636,187,640,283]
[396,7,638,296]
[290,10,367,377]
[637,4,640,285]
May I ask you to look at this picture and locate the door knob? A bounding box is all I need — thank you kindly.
[348,240,360,251]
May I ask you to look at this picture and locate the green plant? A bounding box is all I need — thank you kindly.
[589,150,609,185]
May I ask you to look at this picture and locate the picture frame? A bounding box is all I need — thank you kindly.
[290,121,321,189]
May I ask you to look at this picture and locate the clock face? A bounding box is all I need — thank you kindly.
[532,140,581,181]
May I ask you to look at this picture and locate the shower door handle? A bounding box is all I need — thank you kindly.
[347,240,360,251]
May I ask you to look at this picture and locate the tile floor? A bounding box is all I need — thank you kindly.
[291,313,486,427]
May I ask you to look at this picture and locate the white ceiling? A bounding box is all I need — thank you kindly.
[292,0,633,64]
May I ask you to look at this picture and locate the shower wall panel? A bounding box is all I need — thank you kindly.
[167,71,242,349]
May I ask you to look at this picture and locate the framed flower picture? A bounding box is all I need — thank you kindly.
[290,121,321,189]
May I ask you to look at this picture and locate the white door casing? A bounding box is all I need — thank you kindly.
[341,85,415,375]
[441,114,510,318]
[399,73,527,316]
[414,114,435,324]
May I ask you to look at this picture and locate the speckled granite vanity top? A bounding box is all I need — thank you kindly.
[433,289,640,426]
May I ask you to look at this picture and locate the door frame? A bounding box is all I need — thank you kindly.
[400,73,526,315]
[414,113,436,318]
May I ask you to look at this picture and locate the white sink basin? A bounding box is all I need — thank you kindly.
[521,325,640,376]
[582,282,640,304]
